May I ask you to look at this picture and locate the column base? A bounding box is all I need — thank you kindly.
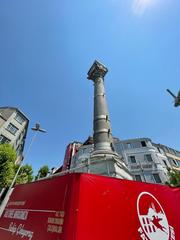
[72,152,132,180]
[90,153,132,180]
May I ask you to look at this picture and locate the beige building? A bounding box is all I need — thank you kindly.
[155,143,180,171]
[0,107,29,164]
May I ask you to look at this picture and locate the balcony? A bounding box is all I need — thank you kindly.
[129,162,157,171]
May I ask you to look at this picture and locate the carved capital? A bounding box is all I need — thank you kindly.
[87,60,108,81]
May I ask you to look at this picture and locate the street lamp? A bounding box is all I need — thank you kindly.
[167,89,180,107]
[0,123,46,216]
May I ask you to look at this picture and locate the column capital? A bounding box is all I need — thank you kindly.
[87,60,108,81]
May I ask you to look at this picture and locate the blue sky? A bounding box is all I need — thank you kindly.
[1,0,180,174]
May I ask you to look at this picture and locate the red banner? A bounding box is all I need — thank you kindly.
[0,173,179,240]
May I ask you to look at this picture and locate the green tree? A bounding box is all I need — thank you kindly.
[15,164,34,185]
[168,169,180,187]
[0,144,17,189]
[35,165,49,180]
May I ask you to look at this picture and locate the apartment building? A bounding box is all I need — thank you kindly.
[114,138,170,184]
[0,107,29,163]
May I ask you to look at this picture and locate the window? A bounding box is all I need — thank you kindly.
[0,135,10,144]
[6,123,18,135]
[166,147,170,153]
[169,148,176,155]
[163,160,168,167]
[114,143,123,153]
[14,113,25,124]
[16,144,23,155]
[127,143,132,149]
[141,141,147,147]
[128,156,136,164]
[173,149,176,155]
[157,147,161,153]
[153,174,162,183]
[16,134,21,145]
[131,142,142,149]
[0,135,3,143]
[134,175,142,182]
[144,154,153,162]
[172,159,178,166]
[145,174,154,183]
[177,151,180,157]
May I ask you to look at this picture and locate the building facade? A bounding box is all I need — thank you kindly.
[70,137,180,184]
[114,138,171,184]
[0,107,29,164]
[154,143,180,171]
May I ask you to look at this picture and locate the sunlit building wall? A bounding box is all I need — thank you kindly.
[0,107,29,164]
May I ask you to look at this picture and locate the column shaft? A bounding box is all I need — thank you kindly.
[93,76,113,151]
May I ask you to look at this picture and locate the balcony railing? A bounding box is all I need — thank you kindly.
[129,162,157,170]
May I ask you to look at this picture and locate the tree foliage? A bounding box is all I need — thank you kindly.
[0,144,17,188]
[35,165,49,180]
[168,169,180,187]
[15,164,34,185]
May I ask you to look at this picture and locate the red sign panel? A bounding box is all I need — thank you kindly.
[0,173,179,240]
[0,174,78,240]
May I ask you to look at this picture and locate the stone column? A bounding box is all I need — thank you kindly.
[87,60,132,180]
[88,60,114,153]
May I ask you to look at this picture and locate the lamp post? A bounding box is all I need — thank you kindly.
[0,123,46,217]
[167,89,180,107]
